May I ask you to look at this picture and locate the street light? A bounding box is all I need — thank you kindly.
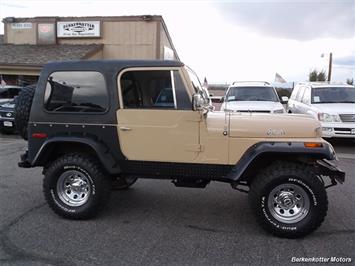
[321,52,333,82]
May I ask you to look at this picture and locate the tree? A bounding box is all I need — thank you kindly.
[309,69,327,81]
[346,78,354,85]
[317,70,327,81]
[309,69,318,81]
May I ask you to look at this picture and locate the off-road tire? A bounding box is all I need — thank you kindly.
[112,176,138,190]
[43,153,111,219]
[249,161,328,238]
[14,84,36,140]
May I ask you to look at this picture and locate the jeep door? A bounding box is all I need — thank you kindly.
[116,67,201,163]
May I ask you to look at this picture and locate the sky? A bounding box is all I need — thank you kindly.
[0,0,354,83]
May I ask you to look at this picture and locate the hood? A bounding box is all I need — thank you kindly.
[313,103,355,114]
[228,113,320,138]
[223,101,282,112]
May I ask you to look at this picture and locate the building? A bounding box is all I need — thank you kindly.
[0,15,179,86]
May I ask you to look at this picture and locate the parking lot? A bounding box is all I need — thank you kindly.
[0,133,354,266]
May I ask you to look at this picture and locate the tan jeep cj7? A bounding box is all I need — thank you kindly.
[15,60,345,238]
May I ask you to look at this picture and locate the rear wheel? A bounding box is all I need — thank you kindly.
[43,153,111,219]
[249,161,328,238]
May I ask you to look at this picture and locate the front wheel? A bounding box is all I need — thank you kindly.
[43,153,111,219]
[249,162,328,238]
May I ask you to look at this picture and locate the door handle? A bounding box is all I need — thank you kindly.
[120,126,132,131]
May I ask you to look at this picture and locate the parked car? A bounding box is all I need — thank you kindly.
[0,100,16,134]
[220,81,287,113]
[0,85,22,104]
[15,60,344,238]
[287,82,355,138]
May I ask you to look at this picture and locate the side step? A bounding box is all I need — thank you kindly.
[172,179,210,188]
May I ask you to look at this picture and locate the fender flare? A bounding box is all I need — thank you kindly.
[31,136,121,174]
[225,141,336,182]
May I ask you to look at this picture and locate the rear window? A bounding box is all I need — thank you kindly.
[44,71,108,113]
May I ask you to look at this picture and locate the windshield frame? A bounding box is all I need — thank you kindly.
[185,66,211,108]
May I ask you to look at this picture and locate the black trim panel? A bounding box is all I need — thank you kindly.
[120,160,233,180]
[28,123,124,174]
[225,141,336,181]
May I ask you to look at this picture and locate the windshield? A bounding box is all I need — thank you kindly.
[311,87,355,103]
[226,86,279,102]
[185,66,210,104]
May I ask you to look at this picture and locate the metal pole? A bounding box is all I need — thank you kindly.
[328,52,332,82]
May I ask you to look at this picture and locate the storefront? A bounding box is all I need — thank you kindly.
[0,15,179,86]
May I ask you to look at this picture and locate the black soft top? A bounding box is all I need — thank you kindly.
[43,60,184,73]
[32,60,185,125]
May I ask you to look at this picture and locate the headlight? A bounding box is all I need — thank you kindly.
[273,109,285,113]
[318,113,341,122]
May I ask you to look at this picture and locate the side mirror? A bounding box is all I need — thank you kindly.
[281,96,289,104]
[192,93,204,110]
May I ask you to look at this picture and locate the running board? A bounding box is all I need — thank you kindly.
[172,179,210,188]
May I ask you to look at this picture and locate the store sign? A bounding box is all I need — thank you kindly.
[11,23,32,29]
[57,21,100,37]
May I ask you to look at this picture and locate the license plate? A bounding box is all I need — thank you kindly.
[3,121,13,127]
[351,129,355,135]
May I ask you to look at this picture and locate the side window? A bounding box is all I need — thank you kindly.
[120,70,178,109]
[44,71,108,113]
[173,70,192,110]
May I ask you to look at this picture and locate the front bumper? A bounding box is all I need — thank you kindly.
[321,121,355,138]
[316,159,345,188]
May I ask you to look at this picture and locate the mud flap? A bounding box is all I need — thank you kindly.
[316,159,345,188]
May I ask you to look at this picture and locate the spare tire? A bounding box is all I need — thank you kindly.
[14,84,36,140]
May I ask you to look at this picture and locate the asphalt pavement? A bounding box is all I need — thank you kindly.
[0,134,354,266]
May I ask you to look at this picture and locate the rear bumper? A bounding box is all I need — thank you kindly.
[0,118,15,131]
[316,159,345,187]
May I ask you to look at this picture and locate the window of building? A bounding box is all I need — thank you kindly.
[44,71,108,113]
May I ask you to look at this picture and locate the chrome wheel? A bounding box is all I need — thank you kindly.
[57,170,91,207]
[267,183,310,224]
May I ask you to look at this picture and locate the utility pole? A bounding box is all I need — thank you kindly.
[327,52,332,82]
